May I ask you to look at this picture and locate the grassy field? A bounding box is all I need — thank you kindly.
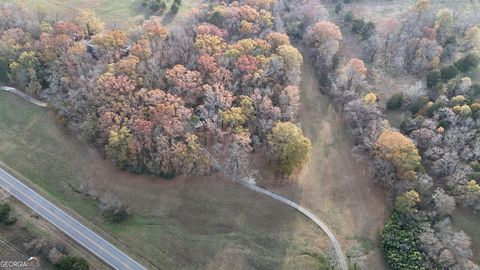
[257,57,389,270]
[8,0,200,27]
[452,208,480,264]
[339,0,480,24]
[0,91,335,269]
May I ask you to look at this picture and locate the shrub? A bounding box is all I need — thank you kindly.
[102,206,128,223]
[345,12,375,40]
[0,203,11,223]
[382,211,426,270]
[141,0,166,13]
[426,100,445,117]
[455,53,480,73]
[209,8,225,27]
[170,2,180,14]
[387,92,404,110]
[408,96,429,114]
[441,65,458,82]
[351,18,365,34]
[426,70,441,89]
[444,35,457,46]
[468,172,480,181]
[344,11,354,24]
[0,57,8,83]
[362,21,375,40]
[55,255,89,270]
[99,194,129,223]
[469,161,480,172]
[438,119,449,129]
[335,3,343,14]
[468,84,480,99]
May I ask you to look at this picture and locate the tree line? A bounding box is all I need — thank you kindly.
[0,0,311,180]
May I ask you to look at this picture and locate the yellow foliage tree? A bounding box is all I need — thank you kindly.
[375,130,422,181]
[467,180,480,193]
[74,9,105,36]
[415,0,431,13]
[435,9,453,34]
[93,30,128,50]
[239,95,254,118]
[105,127,133,169]
[221,107,248,132]
[268,122,312,174]
[395,190,420,213]
[364,93,377,105]
[466,26,480,51]
[452,105,472,116]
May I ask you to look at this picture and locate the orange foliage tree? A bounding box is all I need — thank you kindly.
[375,130,422,181]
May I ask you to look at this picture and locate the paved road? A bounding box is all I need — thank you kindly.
[0,86,48,107]
[0,168,147,270]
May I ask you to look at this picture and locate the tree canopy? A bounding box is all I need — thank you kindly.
[268,122,312,174]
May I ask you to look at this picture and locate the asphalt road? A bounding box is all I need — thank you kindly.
[0,168,147,270]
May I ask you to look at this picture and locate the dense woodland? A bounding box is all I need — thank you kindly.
[0,0,310,180]
[1,0,480,269]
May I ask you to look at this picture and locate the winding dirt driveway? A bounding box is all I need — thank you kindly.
[204,150,349,270]
[0,86,48,107]
[241,182,349,270]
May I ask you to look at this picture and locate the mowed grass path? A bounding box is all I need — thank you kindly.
[0,91,331,269]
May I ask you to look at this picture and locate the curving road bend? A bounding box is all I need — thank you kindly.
[203,151,349,270]
[0,168,146,270]
[239,182,348,270]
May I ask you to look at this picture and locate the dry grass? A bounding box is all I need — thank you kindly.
[452,208,480,264]
[257,58,390,270]
[7,0,201,28]
[339,0,480,24]
[0,91,336,270]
